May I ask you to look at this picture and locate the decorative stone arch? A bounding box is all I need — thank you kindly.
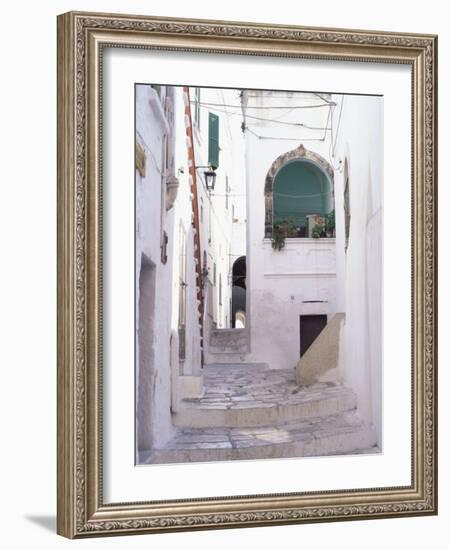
[264,144,334,237]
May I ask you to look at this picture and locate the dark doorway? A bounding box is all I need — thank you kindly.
[231,256,246,328]
[300,315,327,357]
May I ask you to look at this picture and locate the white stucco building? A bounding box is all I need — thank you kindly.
[135,84,383,464]
[135,84,247,461]
[332,93,383,446]
[135,85,177,455]
[240,89,383,445]
[241,91,338,371]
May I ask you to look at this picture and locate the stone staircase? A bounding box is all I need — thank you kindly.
[206,328,249,364]
[143,363,378,464]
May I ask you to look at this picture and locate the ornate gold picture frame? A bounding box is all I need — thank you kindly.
[57,11,437,538]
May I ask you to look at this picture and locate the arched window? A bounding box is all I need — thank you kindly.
[264,144,334,239]
[273,160,332,238]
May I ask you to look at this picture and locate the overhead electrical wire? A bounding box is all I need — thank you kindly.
[196,103,331,129]
[313,92,334,104]
[193,100,335,109]
[235,111,330,129]
[245,127,327,143]
[192,91,337,163]
[327,96,345,171]
[219,89,234,144]
[323,106,332,141]
[331,96,345,157]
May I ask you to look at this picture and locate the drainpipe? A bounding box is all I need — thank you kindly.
[183,87,204,366]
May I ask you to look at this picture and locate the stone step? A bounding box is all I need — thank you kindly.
[208,346,249,354]
[208,329,248,353]
[205,353,250,364]
[206,362,268,371]
[173,379,357,428]
[145,411,378,464]
[209,328,248,345]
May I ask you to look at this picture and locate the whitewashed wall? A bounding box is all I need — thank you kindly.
[333,94,383,445]
[136,85,383,448]
[243,91,337,369]
[171,87,202,378]
[188,87,247,331]
[135,85,176,454]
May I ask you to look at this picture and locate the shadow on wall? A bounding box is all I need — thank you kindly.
[136,254,157,457]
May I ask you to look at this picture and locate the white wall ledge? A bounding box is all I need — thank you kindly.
[263,237,336,245]
[264,272,336,279]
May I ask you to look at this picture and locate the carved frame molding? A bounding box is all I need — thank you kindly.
[57,11,437,538]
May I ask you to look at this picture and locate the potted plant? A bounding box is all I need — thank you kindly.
[312,222,326,238]
[325,210,335,237]
[271,218,292,250]
[271,224,285,250]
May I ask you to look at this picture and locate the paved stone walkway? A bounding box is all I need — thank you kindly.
[173,364,357,428]
[182,363,351,408]
[143,364,378,464]
[144,410,378,464]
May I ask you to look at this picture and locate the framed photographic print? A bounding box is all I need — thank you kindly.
[57,11,438,538]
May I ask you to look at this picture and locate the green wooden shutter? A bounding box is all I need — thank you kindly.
[208,112,219,169]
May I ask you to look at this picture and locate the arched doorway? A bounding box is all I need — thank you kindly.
[231,256,246,328]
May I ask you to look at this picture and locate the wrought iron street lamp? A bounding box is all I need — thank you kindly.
[204,168,217,191]
[196,165,217,192]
